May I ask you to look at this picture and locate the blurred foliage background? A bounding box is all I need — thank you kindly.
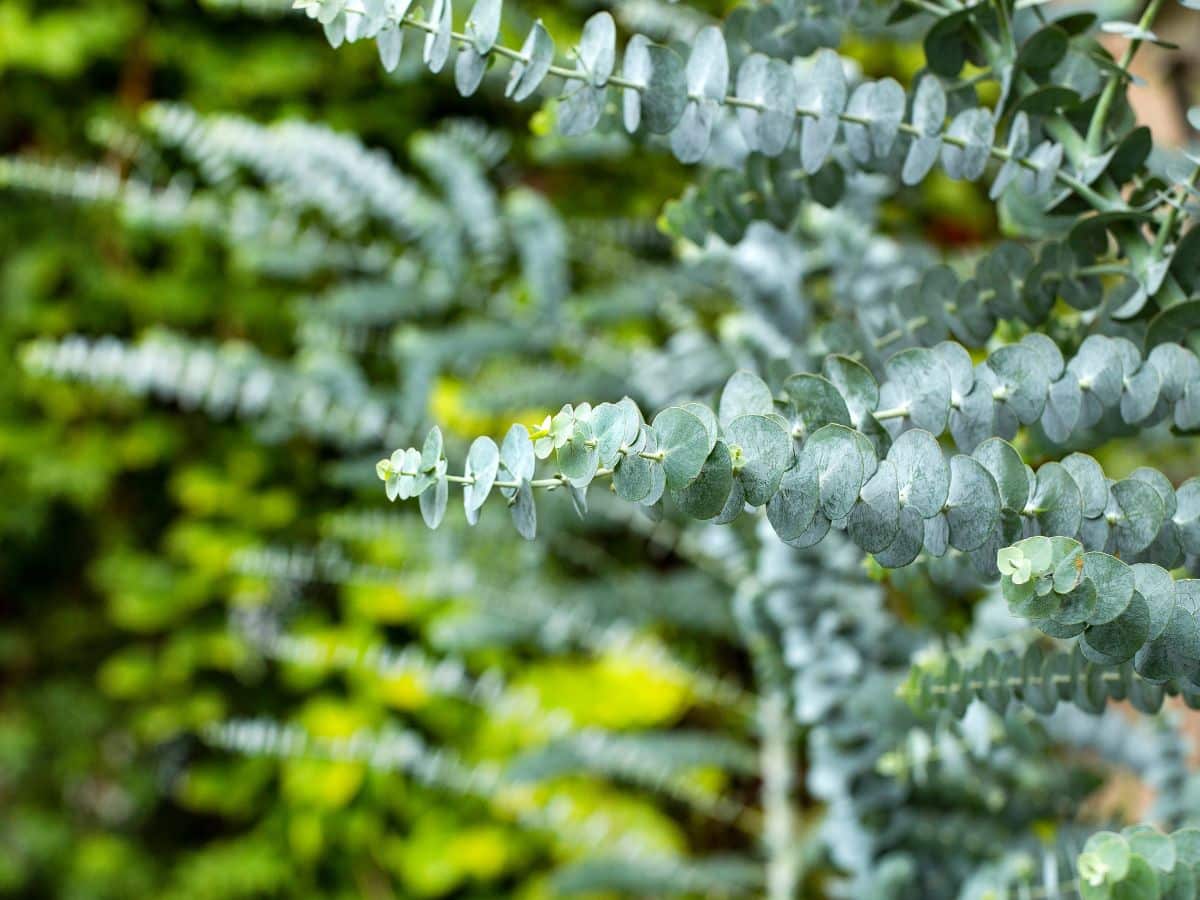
[0,2,746,896]
[3,1,1199,898]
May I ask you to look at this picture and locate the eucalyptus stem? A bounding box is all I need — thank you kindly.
[735,587,802,900]
[1150,163,1200,259]
[1084,0,1169,153]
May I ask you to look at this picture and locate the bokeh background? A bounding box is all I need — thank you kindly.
[3,1,1199,898]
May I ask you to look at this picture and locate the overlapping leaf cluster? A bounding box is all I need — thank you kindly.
[379,338,1200,579]
[1074,827,1200,900]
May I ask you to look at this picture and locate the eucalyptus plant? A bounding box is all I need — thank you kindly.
[10,0,1200,896]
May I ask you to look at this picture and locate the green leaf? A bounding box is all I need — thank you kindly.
[613,432,655,502]
[419,462,449,528]
[455,47,488,97]
[576,12,616,87]
[1112,856,1161,900]
[681,401,719,450]
[377,23,404,72]
[1111,478,1165,556]
[558,82,605,136]
[499,423,535,489]
[557,418,599,485]
[1176,478,1200,555]
[888,428,949,519]
[421,425,444,471]
[799,49,846,172]
[423,0,453,73]
[973,438,1030,513]
[873,506,925,567]
[726,414,792,506]
[1080,832,1132,885]
[805,423,864,520]
[1030,461,1083,539]
[822,355,879,429]
[1083,552,1135,625]
[652,406,711,490]
[902,75,946,185]
[465,0,501,54]
[735,54,796,157]
[463,436,500,515]
[1061,453,1108,519]
[879,347,952,434]
[992,112,1030,199]
[783,373,851,437]
[641,43,688,134]
[845,78,905,163]
[766,451,819,541]
[509,479,536,540]
[923,11,968,76]
[507,20,554,102]
[1018,25,1069,71]
[848,459,900,552]
[1055,578,1099,626]
[1122,826,1176,874]
[672,441,734,520]
[621,35,651,132]
[941,107,994,181]
[987,344,1049,424]
[668,26,727,162]
[1132,563,1176,641]
[1081,593,1149,664]
[592,402,628,468]
[1053,540,1086,593]
[719,370,774,425]
[945,455,1001,551]
[685,26,728,101]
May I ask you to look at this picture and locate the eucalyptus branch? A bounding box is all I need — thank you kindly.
[302,0,1115,213]
[1085,0,1170,153]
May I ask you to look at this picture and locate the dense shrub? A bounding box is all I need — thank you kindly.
[4,0,1200,897]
